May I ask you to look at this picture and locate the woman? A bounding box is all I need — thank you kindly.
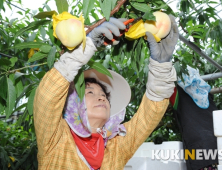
[33,16,178,170]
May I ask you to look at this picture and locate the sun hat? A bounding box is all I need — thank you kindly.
[84,69,131,116]
[64,69,131,139]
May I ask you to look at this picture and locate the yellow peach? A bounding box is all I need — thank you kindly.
[55,18,84,49]
[144,11,171,39]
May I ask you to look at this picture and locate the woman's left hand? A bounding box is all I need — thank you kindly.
[146,15,179,63]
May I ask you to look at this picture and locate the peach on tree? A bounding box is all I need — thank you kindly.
[52,12,86,50]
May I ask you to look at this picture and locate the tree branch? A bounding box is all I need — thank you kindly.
[0,52,13,58]
[84,25,90,28]
[179,19,188,34]
[85,0,127,34]
[1,62,47,75]
[0,52,27,63]
[210,87,222,94]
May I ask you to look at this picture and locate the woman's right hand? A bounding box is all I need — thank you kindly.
[87,17,126,47]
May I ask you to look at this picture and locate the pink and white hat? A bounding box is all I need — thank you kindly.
[64,69,131,139]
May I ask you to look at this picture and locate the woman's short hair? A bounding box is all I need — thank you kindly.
[85,78,110,103]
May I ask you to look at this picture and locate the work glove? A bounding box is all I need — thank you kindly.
[87,17,126,47]
[145,15,178,101]
[146,15,179,63]
[54,37,97,82]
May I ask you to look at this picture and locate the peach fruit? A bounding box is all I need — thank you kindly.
[55,18,84,48]
[144,11,171,39]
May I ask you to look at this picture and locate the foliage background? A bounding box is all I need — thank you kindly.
[0,0,222,169]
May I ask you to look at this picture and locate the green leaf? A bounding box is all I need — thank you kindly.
[109,61,119,72]
[76,69,85,86]
[0,98,4,114]
[112,43,123,63]
[135,38,143,61]
[74,70,85,102]
[129,13,138,19]
[15,108,27,127]
[16,84,33,104]
[208,1,218,4]
[34,11,58,19]
[47,46,56,69]
[40,27,46,39]
[0,76,7,100]
[43,3,51,11]
[9,73,14,83]
[140,43,148,66]
[84,17,91,25]
[15,80,24,98]
[111,0,117,9]
[131,59,139,75]
[79,81,85,102]
[10,18,17,25]
[99,0,112,20]
[103,55,110,68]
[55,0,68,14]
[9,57,18,67]
[87,60,112,78]
[5,77,16,119]
[121,11,127,18]
[83,0,95,20]
[17,11,23,15]
[219,21,222,30]
[174,61,182,76]
[131,2,149,13]
[14,72,26,80]
[91,9,99,20]
[11,103,26,115]
[27,87,37,115]
[0,58,11,66]
[142,9,156,21]
[10,42,51,50]
[28,52,48,63]
[25,9,30,14]
[203,13,210,26]
[0,0,4,11]
[192,35,203,39]
[198,14,205,25]
[14,20,51,39]
[48,24,55,44]
[130,0,145,1]
[181,0,190,13]
[28,32,37,42]
[39,45,52,53]
[33,71,46,80]
[0,28,8,39]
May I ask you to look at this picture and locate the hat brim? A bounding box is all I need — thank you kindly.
[84,69,131,117]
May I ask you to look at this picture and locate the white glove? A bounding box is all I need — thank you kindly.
[54,37,97,82]
[87,17,126,47]
[146,15,179,63]
[146,58,177,101]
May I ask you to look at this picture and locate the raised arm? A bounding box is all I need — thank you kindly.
[33,17,127,156]
[118,14,179,159]
[120,58,177,158]
[33,37,97,156]
[33,68,69,155]
[122,94,169,156]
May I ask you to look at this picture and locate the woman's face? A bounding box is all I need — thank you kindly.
[85,83,110,127]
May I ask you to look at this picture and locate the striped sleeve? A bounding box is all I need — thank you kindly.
[33,68,70,156]
[119,94,169,160]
